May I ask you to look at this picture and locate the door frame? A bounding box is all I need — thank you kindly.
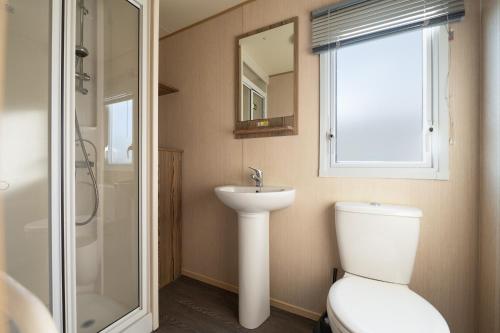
[50,0,64,331]
[61,0,153,332]
[148,0,160,330]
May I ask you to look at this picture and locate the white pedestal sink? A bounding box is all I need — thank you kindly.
[214,186,295,329]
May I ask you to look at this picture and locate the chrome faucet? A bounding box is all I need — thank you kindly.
[249,167,263,188]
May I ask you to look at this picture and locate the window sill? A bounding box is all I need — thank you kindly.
[319,167,449,180]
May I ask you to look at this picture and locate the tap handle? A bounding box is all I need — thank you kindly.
[248,167,263,177]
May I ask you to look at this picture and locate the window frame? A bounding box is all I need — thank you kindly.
[104,93,136,169]
[319,26,450,180]
[242,79,268,120]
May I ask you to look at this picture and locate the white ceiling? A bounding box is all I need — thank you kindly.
[159,0,247,38]
[240,22,295,76]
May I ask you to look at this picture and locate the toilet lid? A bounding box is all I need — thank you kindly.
[328,275,450,333]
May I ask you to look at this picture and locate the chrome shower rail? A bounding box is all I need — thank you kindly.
[75,0,99,226]
[76,0,90,95]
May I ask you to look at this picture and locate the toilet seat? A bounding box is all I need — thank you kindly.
[327,275,450,333]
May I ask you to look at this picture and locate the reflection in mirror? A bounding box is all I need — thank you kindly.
[238,18,297,130]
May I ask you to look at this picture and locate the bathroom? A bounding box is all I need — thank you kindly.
[0,0,499,333]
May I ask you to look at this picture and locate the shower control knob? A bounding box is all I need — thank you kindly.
[0,181,10,191]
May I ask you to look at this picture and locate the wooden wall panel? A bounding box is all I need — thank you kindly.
[158,148,183,288]
[267,72,294,119]
[158,0,481,331]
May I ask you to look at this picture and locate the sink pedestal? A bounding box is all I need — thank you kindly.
[214,186,295,329]
[238,211,270,329]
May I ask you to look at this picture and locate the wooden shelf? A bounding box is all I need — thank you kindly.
[159,83,179,96]
[234,126,294,136]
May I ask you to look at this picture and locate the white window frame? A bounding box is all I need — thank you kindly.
[242,79,268,120]
[104,94,135,168]
[319,26,450,180]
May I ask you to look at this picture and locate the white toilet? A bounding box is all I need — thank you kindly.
[327,202,450,333]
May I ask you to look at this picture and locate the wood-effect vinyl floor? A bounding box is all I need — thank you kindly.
[156,276,316,333]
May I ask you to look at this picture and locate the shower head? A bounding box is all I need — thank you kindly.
[75,45,89,58]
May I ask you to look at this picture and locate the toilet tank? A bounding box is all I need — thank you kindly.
[335,202,422,285]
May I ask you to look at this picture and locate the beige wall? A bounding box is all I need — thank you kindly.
[159,0,480,331]
[267,72,294,118]
[479,0,500,332]
[0,2,6,332]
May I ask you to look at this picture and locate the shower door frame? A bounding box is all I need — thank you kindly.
[61,0,152,332]
[51,0,64,331]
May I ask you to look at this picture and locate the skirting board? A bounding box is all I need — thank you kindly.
[181,269,322,321]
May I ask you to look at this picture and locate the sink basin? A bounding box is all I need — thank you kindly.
[214,186,295,213]
[214,185,295,329]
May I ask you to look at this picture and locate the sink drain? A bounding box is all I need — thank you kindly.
[81,319,95,329]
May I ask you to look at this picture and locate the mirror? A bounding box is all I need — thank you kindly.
[235,17,298,139]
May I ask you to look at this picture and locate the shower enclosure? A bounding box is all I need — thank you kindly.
[0,0,153,332]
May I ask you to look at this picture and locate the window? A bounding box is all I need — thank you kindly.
[241,63,268,120]
[320,26,450,179]
[106,99,134,165]
[242,83,267,120]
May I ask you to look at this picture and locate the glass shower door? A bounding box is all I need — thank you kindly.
[73,0,142,332]
[0,0,66,331]
[0,0,57,324]
[1,0,149,332]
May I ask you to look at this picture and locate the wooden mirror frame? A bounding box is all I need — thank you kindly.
[234,17,299,139]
